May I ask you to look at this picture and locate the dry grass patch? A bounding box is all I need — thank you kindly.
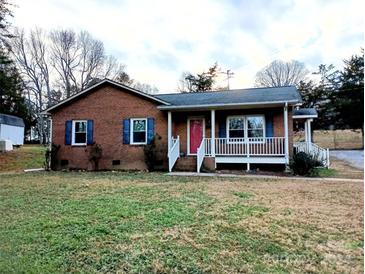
[0,145,46,172]
[294,129,363,150]
[0,172,363,273]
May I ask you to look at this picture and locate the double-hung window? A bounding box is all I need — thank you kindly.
[227,115,265,141]
[247,116,264,138]
[72,120,87,145]
[227,116,245,140]
[130,118,147,144]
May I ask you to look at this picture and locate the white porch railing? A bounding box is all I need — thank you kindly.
[294,142,330,167]
[204,137,286,156]
[168,136,180,172]
[197,139,205,172]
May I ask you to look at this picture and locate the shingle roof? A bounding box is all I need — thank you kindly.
[42,79,170,114]
[154,86,302,109]
[0,113,25,127]
[293,108,318,118]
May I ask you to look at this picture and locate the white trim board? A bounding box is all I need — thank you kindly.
[72,120,87,146]
[215,156,286,164]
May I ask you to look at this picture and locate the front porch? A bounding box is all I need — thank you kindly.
[167,105,291,172]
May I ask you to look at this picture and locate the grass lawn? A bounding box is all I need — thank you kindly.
[0,145,46,172]
[0,172,363,273]
[294,129,363,150]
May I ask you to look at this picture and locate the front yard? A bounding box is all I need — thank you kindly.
[0,172,363,273]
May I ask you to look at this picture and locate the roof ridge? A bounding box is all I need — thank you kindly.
[155,86,296,96]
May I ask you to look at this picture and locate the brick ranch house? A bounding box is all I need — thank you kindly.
[42,79,328,172]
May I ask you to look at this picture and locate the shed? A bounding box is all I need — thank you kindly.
[0,113,25,145]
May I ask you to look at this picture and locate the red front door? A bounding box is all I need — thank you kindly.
[189,118,204,154]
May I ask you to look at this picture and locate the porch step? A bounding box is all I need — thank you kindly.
[174,156,197,171]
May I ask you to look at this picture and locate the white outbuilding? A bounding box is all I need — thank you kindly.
[0,113,25,146]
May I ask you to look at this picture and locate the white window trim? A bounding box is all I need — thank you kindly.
[187,116,205,155]
[72,120,87,146]
[130,118,148,145]
[226,115,246,143]
[226,115,266,143]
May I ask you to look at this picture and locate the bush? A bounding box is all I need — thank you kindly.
[143,134,165,171]
[44,143,60,171]
[290,152,322,176]
[144,137,157,171]
[89,143,103,171]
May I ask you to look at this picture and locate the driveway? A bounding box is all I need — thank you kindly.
[330,150,364,170]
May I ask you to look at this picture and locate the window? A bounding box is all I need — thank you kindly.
[227,116,245,139]
[131,118,147,144]
[247,116,264,137]
[226,115,265,140]
[72,120,87,145]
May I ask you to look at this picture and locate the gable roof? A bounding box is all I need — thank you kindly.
[154,86,302,110]
[42,79,170,114]
[0,113,25,127]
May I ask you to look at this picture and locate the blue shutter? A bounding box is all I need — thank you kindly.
[87,120,94,145]
[265,115,274,137]
[219,117,227,138]
[147,117,155,144]
[65,120,72,145]
[123,119,130,144]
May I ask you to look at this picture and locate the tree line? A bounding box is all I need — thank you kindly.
[1,0,363,144]
[178,55,364,138]
[0,0,157,143]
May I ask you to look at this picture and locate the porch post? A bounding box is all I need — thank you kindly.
[307,119,312,143]
[167,111,172,156]
[304,119,308,143]
[284,103,289,166]
[211,109,215,157]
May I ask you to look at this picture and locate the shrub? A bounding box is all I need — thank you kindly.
[44,143,60,171]
[144,136,157,171]
[290,151,322,176]
[89,143,103,171]
[143,134,162,171]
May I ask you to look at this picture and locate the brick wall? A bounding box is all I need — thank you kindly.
[51,85,168,170]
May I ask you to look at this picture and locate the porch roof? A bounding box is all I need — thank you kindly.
[155,86,302,110]
[292,108,318,119]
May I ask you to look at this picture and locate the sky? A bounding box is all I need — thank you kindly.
[10,0,364,93]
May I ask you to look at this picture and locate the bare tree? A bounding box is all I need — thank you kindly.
[10,28,51,143]
[255,60,308,87]
[10,27,129,143]
[49,29,79,97]
[50,29,125,96]
[132,81,158,94]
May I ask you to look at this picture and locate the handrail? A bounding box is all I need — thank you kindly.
[205,137,286,156]
[196,139,205,173]
[168,136,180,172]
[294,141,330,167]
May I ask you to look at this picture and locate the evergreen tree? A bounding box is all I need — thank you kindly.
[0,0,31,130]
[0,49,31,128]
[334,51,364,138]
